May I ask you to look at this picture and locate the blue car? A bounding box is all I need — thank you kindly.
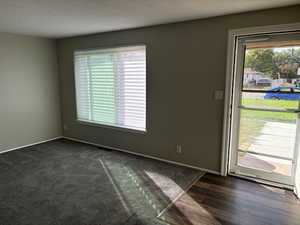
[264,87,300,100]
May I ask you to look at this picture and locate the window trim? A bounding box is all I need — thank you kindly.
[77,119,147,134]
[73,44,147,134]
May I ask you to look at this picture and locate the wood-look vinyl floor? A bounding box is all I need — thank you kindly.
[158,174,300,225]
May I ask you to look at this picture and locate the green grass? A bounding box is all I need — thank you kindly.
[239,117,265,150]
[242,98,298,109]
[239,98,297,150]
[241,98,297,123]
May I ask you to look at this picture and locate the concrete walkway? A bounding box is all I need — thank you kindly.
[240,121,296,176]
[248,121,296,159]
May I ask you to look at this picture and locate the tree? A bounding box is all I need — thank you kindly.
[274,48,300,80]
[245,49,275,75]
[245,47,300,80]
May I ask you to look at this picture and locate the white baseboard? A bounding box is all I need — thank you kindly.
[0,135,221,175]
[63,136,221,175]
[0,136,63,154]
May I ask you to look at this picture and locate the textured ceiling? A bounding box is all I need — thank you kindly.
[0,0,299,38]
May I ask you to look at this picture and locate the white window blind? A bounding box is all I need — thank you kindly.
[74,45,146,131]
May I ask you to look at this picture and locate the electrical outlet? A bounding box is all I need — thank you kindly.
[176,144,182,154]
[63,124,68,130]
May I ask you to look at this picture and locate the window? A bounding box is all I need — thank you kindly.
[279,88,291,92]
[74,45,146,132]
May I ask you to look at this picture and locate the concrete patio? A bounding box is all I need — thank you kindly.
[239,121,297,176]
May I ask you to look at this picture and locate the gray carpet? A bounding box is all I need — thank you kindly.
[0,139,204,225]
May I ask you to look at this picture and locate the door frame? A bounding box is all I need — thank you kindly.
[221,22,300,189]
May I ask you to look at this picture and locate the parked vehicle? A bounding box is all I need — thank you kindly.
[264,87,300,100]
[256,78,272,87]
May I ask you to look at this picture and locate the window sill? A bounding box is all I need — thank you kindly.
[77,119,147,134]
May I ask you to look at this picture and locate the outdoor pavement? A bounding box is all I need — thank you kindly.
[239,121,296,176]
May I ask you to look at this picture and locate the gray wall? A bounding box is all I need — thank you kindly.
[57,5,300,173]
[0,33,62,152]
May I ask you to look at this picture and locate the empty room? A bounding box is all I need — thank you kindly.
[1,1,300,225]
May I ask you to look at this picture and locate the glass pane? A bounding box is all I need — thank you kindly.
[243,45,300,91]
[239,109,297,158]
[90,54,116,124]
[279,88,291,92]
[238,152,292,176]
[74,46,146,131]
[241,92,299,110]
